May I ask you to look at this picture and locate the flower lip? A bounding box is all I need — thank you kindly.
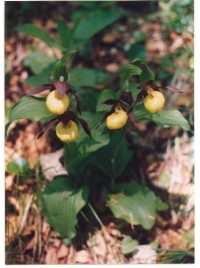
[37,110,91,140]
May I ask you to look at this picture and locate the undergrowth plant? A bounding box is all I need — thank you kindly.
[6,5,191,245]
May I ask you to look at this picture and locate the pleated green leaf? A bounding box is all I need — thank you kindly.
[107,183,167,230]
[9,96,54,122]
[134,104,190,131]
[18,23,56,47]
[40,176,89,239]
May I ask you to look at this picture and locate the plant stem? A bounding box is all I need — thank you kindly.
[110,127,127,191]
[88,203,104,228]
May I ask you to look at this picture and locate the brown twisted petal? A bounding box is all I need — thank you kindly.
[37,117,59,139]
[29,84,54,95]
[77,117,91,138]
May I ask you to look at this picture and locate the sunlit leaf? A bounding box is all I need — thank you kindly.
[121,236,138,254]
[9,96,54,122]
[6,157,30,176]
[107,183,167,230]
[24,51,55,75]
[24,63,54,87]
[134,104,190,131]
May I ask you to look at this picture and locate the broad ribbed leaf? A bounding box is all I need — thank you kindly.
[90,130,132,179]
[24,63,54,87]
[107,183,167,230]
[57,18,71,48]
[9,96,54,122]
[119,64,142,80]
[24,51,55,75]
[18,23,56,47]
[74,9,122,42]
[134,104,190,131]
[40,176,89,239]
[151,110,190,130]
[140,65,155,82]
[68,67,109,87]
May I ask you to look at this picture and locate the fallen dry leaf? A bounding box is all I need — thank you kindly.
[75,250,91,264]
[57,244,69,259]
[40,149,67,181]
[105,63,120,73]
[5,215,19,244]
[102,33,119,43]
[53,238,61,248]
[148,135,194,195]
[22,224,36,236]
[41,221,51,241]
[130,245,157,264]
[45,246,58,264]
[91,231,107,257]
[5,174,15,191]
[25,237,36,251]
[156,229,187,250]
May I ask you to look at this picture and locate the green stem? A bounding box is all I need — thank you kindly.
[88,203,104,228]
[110,127,127,191]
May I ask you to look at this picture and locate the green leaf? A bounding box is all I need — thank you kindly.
[57,18,71,49]
[78,1,116,9]
[96,89,117,112]
[73,9,122,42]
[140,65,155,82]
[107,183,167,230]
[24,63,55,87]
[69,67,109,87]
[126,43,146,60]
[24,51,56,75]
[40,176,89,239]
[134,103,152,121]
[134,104,190,131]
[131,58,147,65]
[151,110,190,130]
[90,130,132,179]
[183,228,194,248]
[121,236,138,255]
[64,112,110,175]
[6,157,30,176]
[76,112,110,153]
[52,60,68,81]
[18,23,56,47]
[119,64,142,80]
[155,197,169,211]
[8,96,54,123]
